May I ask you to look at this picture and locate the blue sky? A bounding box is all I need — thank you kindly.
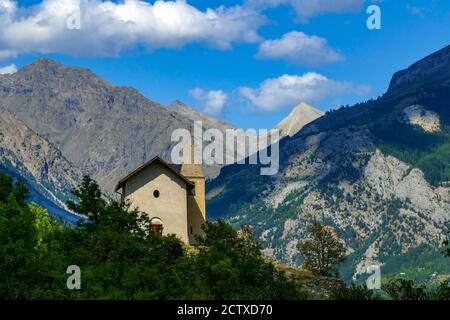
[1,0,449,129]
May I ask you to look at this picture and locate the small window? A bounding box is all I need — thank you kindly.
[190,226,193,235]
[153,190,160,198]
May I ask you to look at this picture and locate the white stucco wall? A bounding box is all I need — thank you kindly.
[123,161,189,243]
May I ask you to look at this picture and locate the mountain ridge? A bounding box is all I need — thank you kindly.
[206,44,450,281]
[388,44,450,92]
[0,58,233,193]
[1,47,449,280]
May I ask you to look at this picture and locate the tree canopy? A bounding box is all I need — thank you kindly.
[0,172,301,299]
[297,222,347,276]
[0,171,447,300]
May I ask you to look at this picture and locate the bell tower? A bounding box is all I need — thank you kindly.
[180,128,206,243]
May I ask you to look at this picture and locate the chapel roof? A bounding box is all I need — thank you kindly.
[114,156,195,192]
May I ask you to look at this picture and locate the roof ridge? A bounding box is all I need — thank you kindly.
[115,156,195,192]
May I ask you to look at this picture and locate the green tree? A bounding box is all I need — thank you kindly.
[0,172,306,300]
[331,283,379,300]
[67,175,106,221]
[13,179,29,204]
[0,181,37,298]
[0,172,14,202]
[297,222,346,276]
[383,279,430,300]
[434,280,450,300]
[443,230,450,258]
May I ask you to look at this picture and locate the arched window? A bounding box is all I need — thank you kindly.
[150,217,163,235]
[153,190,160,198]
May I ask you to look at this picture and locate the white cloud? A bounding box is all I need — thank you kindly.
[0,64,17,74]
[237,73,370,112]
[0,0,264,57]
[246,0,364,21]
[190,88,228,116]
[0,49,17,59]
[256,31,343,66]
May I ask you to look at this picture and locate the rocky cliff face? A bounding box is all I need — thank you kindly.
[0,105,82,211]
[0,59,233,193]
[207,45,450,280]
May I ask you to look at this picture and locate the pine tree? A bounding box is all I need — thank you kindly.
[297,222,346,276]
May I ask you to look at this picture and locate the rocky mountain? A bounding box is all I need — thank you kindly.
[0,105,82,222]
[275,102,324,137]
[0,47,448,281]
[0,59,234,195]
[388,44,450,94]
[206,45,450,281]
[168,100,234,132]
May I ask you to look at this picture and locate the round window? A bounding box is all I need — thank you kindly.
[153,190,160,198]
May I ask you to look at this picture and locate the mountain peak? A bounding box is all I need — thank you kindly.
[15,58,114,89]
[388,44,450,92]
[169,99,189,110]
[18,58,65,74]
[275,102,324,137]
[170,99,187,106]
[31,58,62,67]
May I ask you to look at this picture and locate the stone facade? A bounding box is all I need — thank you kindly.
[115,157,206,245]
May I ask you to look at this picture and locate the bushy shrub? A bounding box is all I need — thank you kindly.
[0,173,303,300]
[331,283,379,300]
